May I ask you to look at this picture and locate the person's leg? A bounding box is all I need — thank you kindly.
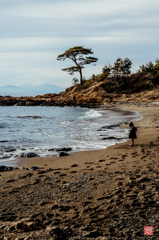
[129,138,134,146]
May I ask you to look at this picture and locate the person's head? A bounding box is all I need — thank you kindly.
[129,122,134,127]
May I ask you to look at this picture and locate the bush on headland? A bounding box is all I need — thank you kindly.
[76,58,159,94]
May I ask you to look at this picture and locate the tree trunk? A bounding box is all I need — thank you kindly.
[79,67,83,84]
[74,59,83,85]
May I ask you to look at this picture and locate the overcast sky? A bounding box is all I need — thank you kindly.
[0,0,158,88]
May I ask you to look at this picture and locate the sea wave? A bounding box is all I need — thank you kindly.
[79,109,102,120]
[0,106,143,166]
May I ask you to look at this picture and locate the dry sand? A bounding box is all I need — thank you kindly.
[0,102,159,239]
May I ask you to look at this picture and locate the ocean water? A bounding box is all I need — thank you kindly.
[0,106,142,166]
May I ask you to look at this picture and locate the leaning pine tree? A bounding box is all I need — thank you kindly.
[57,46,98,84]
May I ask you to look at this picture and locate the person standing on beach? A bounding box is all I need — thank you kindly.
[129,122,137,146]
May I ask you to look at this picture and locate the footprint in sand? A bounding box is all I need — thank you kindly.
[70,171,77,173]
[87,196,93,200]
[98,159,105,162]
[59,173,67,177]
[141,155,146,159]
[54,171,60,175]
[84,162,94,165]
[118,182,123,186]
[71,164,78,167]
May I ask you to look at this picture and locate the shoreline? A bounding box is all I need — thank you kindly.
[0,105,142,167]
[0,101,159,239]
[16,102,150,169]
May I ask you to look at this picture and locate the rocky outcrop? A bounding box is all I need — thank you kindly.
[20,152,39,158]
[0,83,159,107]
[0,166,14,172]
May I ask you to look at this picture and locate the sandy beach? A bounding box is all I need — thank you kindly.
[0,102,159,239]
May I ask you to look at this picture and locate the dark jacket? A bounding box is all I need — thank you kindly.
[129,126,137,139]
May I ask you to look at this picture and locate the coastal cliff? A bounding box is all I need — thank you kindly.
[1,57,159,106]
[0,80,159,107]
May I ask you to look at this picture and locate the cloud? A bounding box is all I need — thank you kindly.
[0,37,64,52]
[0,0,159,88]
[1,0,157,20]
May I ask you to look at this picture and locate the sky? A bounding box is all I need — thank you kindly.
[0,0,159,89]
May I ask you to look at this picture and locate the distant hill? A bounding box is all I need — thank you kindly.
[0,84,65,97]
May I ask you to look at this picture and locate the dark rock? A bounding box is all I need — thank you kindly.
[29,166,40,171]
[20,153,26,157]
[98,124,120,131]
[20,148,26,151]
[58,152,69,157]
[17,115,42,119]
[20,152,38,158]
[26,152,38,158]
[0,165,14,172]
[48,147,72,152]
[56,147,72,152]
[5,148,16,152]
[101,137,122,140]
[48,148,56,151]
[47,168,54,171]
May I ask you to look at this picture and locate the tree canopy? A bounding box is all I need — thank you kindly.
[112,57,132,77]
[57,46,98,84]
[139,59,159,77]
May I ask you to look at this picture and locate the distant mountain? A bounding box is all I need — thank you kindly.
[0,84,65,97]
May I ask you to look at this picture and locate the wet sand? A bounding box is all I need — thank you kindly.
[0,102,159,239]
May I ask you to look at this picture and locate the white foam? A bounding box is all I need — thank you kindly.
[79,109,102,120]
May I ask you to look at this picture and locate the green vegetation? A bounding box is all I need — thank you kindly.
[82,58,158,93]
[72,78,79,85]
[57,46,98,85]
[99,58,132,90]
[139,59,159,75]
[139,59,159,85]
[57,47,158,94]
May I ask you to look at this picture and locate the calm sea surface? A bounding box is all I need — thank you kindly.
[0,106,142,166]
